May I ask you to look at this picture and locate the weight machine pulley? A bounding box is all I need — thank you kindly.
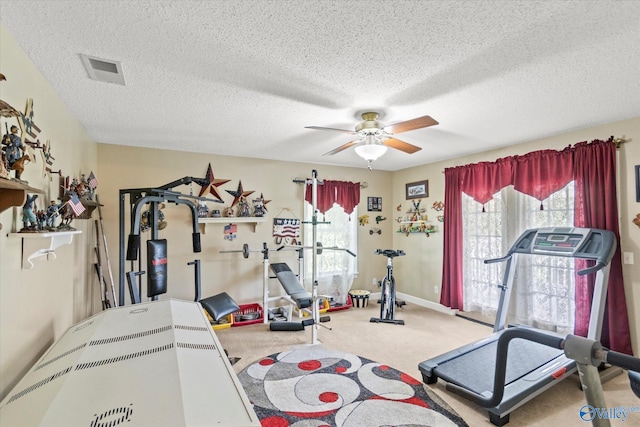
[119,177,223,305]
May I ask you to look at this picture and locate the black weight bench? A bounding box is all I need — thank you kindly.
[270,263,313,309]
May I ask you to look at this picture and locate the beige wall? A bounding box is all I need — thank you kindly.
[97,145,393,305]
[0,24,98,398]
[393,116,640,355]
[1,20,638,403]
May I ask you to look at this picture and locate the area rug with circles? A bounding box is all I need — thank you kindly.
[238,345,468,427]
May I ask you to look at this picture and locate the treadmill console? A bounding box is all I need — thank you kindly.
[531,228,588,255]
[509,227,616,268]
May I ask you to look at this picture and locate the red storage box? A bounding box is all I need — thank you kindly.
[232,303,264,327]
[328,294,353,312]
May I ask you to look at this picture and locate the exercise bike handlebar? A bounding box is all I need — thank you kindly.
[375,249,405,258]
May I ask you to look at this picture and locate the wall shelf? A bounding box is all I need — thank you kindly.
[0,179,44,214]
[397,220,436,237]
[198,217,267,234]
[8,230,82,269]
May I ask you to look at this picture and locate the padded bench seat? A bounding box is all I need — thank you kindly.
[270,263,312,309]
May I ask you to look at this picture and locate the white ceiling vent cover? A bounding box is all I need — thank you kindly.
[80,54,126,85]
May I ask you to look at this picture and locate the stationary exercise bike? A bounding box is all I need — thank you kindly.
[370,249,405,325]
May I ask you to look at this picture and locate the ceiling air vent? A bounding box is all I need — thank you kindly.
[80,54,126,86]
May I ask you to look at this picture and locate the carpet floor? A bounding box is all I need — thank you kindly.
[238,344,468,427]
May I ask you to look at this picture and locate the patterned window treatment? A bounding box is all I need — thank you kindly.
[440,137,631,354]
[305,180,360,215]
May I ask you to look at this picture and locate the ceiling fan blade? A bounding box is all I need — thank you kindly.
[323,141,358,156]
[383,137,422,154]
[383,115,438,134]
[305,126,357,134]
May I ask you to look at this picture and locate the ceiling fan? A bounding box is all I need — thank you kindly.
[306,112,438,169]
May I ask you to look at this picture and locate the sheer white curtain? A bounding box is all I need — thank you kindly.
[303,203,357,304]
[462,183,575,334]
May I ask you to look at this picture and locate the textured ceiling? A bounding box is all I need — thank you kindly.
[1,0,639,171]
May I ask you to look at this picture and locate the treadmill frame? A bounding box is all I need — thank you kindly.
[418,227,615,426]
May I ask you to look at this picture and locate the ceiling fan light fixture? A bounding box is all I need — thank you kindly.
[354,143,387,161]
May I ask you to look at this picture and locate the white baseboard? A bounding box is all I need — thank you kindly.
[368,292,456,315]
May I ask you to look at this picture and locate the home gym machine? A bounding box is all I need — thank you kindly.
[419,227,617,426]
[118,176,222,306]
[288,170,357,344]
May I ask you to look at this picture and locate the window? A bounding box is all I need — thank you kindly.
[303,203,357,304]
[462,183,575,334]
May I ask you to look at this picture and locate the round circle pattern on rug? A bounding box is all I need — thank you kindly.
[238,346,468,427]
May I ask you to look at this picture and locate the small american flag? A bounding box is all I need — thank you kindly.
[88,171,98,189]
[69,194,86,216]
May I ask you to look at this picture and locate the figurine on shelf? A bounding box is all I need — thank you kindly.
[46,200,62,229]
[79,174,95,201]
[0,145,9,179]
[21,193,38,232]
[252,197,265,217]
[10,153,30,181]
[238,196,251,217]
[198,202,209,218]
[2,125,25,172]
[224,206,235,217]
[36,209,47,230]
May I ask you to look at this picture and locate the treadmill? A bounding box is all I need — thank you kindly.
[419,227,616,426]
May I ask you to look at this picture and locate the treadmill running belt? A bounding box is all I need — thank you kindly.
[433,337,564,395]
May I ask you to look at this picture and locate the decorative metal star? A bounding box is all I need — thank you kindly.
[198,163,230,201]
[226,180,254,207]
[258,193,271,211]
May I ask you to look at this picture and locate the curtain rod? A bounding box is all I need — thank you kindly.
[292,178,368,188]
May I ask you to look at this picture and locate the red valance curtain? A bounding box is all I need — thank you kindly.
[512,147,574,204]
[305,180,360,214]
[440,138,631,354]
[460,157,513,205]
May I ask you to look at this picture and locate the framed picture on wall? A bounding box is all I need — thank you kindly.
[367,197,382,211]
[636,165,640,202]
[406,180,428,200]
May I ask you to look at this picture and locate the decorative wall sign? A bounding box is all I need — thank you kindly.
[367,196,382,211]
[273,217,300,245]
[406,180,428,200]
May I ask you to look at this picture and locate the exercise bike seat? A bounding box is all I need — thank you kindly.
[270,263,313,309]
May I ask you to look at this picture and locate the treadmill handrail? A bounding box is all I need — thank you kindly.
[576,261,606,276]
[484,254,512,264]
[445,328,565,408]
